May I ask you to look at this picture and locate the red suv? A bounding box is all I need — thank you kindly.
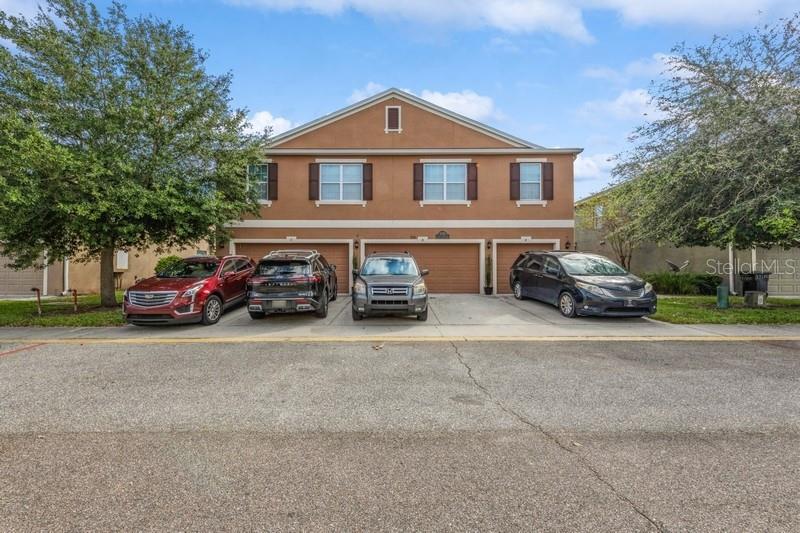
[123,255,254,325]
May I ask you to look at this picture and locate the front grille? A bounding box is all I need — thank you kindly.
[605,286,644,298]
[372,299,409,305]
[371,286,409,297]
[128,291,178,307]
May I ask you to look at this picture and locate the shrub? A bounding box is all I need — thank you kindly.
[155,255,183,276]
[642,271,722,295]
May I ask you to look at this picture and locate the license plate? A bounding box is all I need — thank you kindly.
[270,300,287,309]
[248,304,263,312]
[625,299,635,307]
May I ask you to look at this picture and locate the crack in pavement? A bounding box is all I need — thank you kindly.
[449,340,665,532]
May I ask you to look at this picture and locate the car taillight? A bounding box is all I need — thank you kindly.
[290,275,322,283]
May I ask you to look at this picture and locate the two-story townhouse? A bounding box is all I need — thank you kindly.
[224,89,582,295]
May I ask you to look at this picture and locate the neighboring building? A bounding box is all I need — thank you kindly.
[1,244,209,297]
[575,192,800,296]
[223,88,582,294]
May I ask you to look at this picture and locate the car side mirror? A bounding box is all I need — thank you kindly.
[221,271,234,280]
[421,269,429,276]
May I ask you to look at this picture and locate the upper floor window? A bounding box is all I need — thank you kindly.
[385,106,401,133]
[320,163,363,201]
[423,163,466,201]
[248,164,269,201]
[520,163,542,201]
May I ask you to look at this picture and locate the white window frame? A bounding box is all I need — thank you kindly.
[516,162,546,207]
[421,163,469,206]
[385,105,402,133]
[317,163,365,206]
[247,164,271,206]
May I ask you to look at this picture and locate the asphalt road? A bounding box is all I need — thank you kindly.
[1,339,799,531]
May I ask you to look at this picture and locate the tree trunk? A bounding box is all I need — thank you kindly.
[100,247,117,307]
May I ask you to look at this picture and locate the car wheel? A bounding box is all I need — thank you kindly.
[416,308,428,321]
[248,311,265,319]
[558,292,577,318]
[315,291,329,318]
[202,295,223,325]
[352,307,363,321]
[513,281,524,300]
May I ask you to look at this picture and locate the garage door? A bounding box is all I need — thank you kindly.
[495,243,555,294]
[1,252,44,296]
[234,242,351,292]
[364,242,480,293]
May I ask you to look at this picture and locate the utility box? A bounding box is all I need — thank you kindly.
[740,272,770,296]
[716,285,729,309]
[744,291,767,307]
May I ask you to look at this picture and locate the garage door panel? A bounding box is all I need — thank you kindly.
[365,243,480,293]
[496,243,555,294]
[235,243,350,292]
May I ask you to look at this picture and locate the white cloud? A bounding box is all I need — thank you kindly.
[574,153,615,182]
[229,0,592,42]
[418,89,498,121]
[246,110,294,135]
[0,0,40,17]
[228,0,798,42]
[583,53,675,84]
[578,88,663,121]
[347,82,386,104]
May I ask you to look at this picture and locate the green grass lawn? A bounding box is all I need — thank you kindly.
[0,292,125,327]
[652,295,800,324]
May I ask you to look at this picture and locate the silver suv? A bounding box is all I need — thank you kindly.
[352,252,429,321]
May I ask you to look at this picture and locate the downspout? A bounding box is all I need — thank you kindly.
[728,243,736,295]
[62,257,70,295]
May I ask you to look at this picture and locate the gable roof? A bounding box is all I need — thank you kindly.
[268,88,580,153]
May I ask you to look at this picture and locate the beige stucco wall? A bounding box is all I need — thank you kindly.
[68,242,210,294]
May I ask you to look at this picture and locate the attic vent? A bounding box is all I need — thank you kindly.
[385,106,401,133]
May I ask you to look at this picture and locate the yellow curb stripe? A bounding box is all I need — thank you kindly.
[0,336,798,345]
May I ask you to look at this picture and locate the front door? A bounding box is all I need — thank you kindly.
[217,259,239,303]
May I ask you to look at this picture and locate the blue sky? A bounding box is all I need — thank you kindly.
[4,0,797,198]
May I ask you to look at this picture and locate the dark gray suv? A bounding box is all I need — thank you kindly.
[352,252,429,321]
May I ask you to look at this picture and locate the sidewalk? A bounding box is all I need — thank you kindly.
[1,295,799,342]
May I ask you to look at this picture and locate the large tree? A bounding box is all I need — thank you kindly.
[615,15,800,251]
[576,183,643,270]
[0,0,262,306]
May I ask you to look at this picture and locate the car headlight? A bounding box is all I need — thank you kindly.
[181,283,204,299]
[353,279,366,296]
[575,281,611,298]
[644,282,654,294]
[413,281,427,296]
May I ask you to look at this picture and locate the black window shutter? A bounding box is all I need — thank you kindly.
[542,162,554,201]
[362,163,373,201]
[413,163,423,201]
[510,163,521,200]
[467,163,478,201]
[267,162,278,201]
[309,163,319,201]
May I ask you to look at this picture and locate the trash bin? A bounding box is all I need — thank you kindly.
[739,271,770,295]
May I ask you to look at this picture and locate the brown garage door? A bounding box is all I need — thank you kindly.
[1,252,44,296]
[496,243,555,294]
[364,242,480,293]
[235,242,351,292]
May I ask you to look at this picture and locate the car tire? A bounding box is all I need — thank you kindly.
[513,281,524,300]
[202,295,223,325]
[315,291,329,318]
[416,308,428,321]
[352,307,363,321]
[558,292,577,318]
[248,311,265,319]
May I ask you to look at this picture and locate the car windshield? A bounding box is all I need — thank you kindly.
[256,260,310,276]
[158,260,219,278]
[558,254,628,276]
[361,257,419,276]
